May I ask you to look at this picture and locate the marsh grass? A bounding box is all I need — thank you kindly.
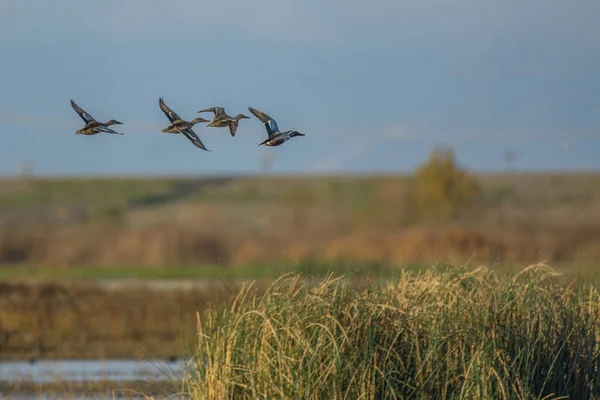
[186,264,600,399]
[0,280,255,360]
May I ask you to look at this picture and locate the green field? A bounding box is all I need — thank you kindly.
[1,173,600,224]
[0,261,410,281]
[0,260,599,285]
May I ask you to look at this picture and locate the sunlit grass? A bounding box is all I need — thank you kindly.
[185,264,600,399]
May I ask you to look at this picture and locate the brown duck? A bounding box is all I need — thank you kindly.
[70,99,123,135]
[198,107,249,137]
[159,98,211,151]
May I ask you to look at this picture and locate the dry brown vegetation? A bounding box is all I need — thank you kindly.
[1,150,600,268]
[0,279,268,360]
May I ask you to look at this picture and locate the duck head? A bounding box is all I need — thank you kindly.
[105,119,123,126]
[234,114,250,120]
[290,130,305,138]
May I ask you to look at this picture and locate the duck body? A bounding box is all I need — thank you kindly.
[257,131,302,147]
[161,117,209,134]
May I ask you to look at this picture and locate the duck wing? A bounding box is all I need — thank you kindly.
[176,127,211,151]
[248,107,280,137]
[70,99,96,124]
[198,107,225,116]
[159,98,182,123]
[97,126,124,135]
[228,120,239,137]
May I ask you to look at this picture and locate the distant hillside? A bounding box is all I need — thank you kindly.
[0,173,599,267]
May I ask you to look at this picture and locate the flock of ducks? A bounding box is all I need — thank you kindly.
[70,98,305,152]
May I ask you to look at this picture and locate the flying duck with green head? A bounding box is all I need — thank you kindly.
[248,107,305,147]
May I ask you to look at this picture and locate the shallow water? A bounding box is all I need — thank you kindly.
[0,358,186,383]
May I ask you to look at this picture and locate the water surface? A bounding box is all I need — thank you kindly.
[0,358,186,383]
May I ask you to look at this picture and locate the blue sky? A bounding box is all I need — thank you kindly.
[0,0,598,176]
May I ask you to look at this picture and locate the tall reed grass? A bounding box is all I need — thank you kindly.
[186,264,600,399]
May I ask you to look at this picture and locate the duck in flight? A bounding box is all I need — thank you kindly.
[198,107,250,137]
[159,98,211,151]
[248,107,305,147]
[70,99,124,135]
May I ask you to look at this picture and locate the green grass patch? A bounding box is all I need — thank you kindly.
[185,264,600,399]
[0,177,174,210]
[0,260,409,281]
[1,261,598,286]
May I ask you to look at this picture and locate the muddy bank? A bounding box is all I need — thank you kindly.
[0,379,178,399]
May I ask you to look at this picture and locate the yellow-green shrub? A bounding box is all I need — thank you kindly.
[410,147,482,221]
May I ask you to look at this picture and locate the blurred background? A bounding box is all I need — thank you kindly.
[0,0,599,375]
